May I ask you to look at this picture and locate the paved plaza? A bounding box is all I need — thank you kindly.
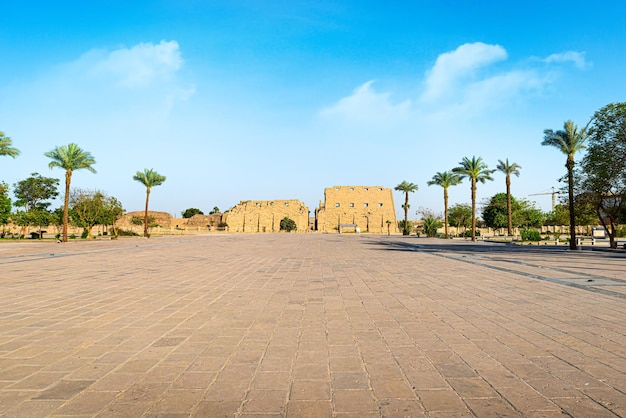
[0,234,625,417]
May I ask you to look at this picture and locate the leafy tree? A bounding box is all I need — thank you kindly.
[448,203,472,236]
[395,181,419,235]
[0,131,20,158]
[453,156,495,241]
[280,217,297,232]
[12,208,54,239]
[209,206,221,214]
[182,208,204,218]
[13,173,60,211]
[517,203,546,228]
[423,216,443,237]
[0,182,12,236]
[482,193,511,230]
[131,215,158,227]
[542,121,590,249]
[427,171,462,238]
[133,169,166,238]
[100,196,124,236]
[45,143,96,242]
[544,204,570,227]
[483,193,545,230]
[581,102,626,248]
[496,159,522,235]
[69,189,107,238]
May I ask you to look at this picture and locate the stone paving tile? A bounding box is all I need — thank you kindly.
[1,235,626,417]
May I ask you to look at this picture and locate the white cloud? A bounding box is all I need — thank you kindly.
[320,42,545,129]
[422,42,508,102]
[72,40,183,87]
[543,51,590,69]
[319,80,411,127]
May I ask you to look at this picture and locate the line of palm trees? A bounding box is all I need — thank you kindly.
[395,120,590,250]
[396,120,587,247]
[2,135,166,242]
[396,156,520,241]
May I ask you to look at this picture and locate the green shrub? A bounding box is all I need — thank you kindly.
[280,217,297,232]
[423,217,442,237]
[70,234,77,239]
[81,229,89,239]
[520,228,541,241]
[398,220,413,235]
[460,229,480,238]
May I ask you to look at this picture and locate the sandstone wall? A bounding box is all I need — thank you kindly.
[315,186,398,233]
[117,211,174,228]
[224,200,309,233]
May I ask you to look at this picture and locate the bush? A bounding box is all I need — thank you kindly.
[280,217,297,232]
[460,229,480,238]
[81,229,89,239]
[398,220,413,235]
[422,217,443,237]
[70,234,77,239]
[117,229,139,236]
[520,228,541,241]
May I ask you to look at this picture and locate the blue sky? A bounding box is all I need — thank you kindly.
[2,1,625,219]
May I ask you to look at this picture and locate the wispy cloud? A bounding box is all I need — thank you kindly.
[319,80,411,127]
[543,51,590,69]
[65,40,184,88]
[422,42,508,102]
[320,42,565,128]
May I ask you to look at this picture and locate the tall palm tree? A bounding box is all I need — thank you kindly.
[395,181,419,235]
[45,143,96,242]
[133,169,166,238]
[496,159,522,236]
[453,156,495,241]
[542,120,589,250]
[427,171,462,239]
[0,132,20,158]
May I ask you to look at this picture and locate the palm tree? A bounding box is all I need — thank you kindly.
[45,143,96,242]
[0,132,20,158]
[395,181,419,235]
[496,159,522,236]
[133,169,166,238]
[427,171,462,239]
[453,156,495,241]
[542,120,589,250]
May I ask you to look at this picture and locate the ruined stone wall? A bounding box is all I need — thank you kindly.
[117,211,174,228]
[183,213,223,229]
[315,186,398,233]
[224,200,309,233]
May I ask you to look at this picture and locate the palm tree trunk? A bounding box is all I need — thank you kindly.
[403,192,409,235]
[144,188,150,238]
[444,188,449,239]
[567,157,577,250]
[506,176,512,235]
[63,171,71,242]
[471,179,477,241]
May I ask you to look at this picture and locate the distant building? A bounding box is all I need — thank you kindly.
[315,186,398,233]
[224,200,309,233]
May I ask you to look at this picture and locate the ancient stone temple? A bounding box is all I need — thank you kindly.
[224,200,309,233]
[315,186,398,233]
